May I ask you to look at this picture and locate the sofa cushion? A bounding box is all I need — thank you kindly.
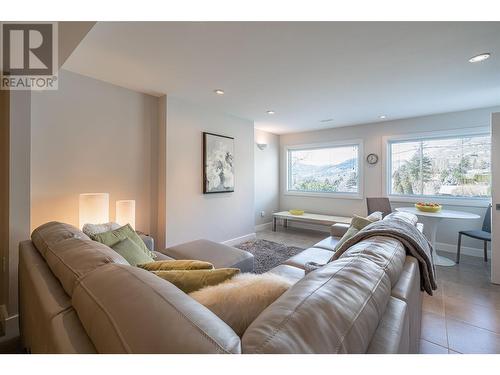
[32,221,90,259]
[338,236,406,286]
[72,264,242,353]
[267,264,305,284]
[284,247,333,269]
[312,236,339,252]
[242,256,392,353]
[165,239,254,273]
[44,237,129,296]
[330,223,350,238]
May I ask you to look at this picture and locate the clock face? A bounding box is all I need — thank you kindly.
[367,153,378,165]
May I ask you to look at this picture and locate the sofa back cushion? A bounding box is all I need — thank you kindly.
[241,256,392,353]
[72,264,242,354]
[31,222,128,296]
[32,221,91,258]
[338,236,406,286]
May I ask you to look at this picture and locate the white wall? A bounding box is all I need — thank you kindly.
[254,129,279,227]
[5,91,31,339]
[31,70,158,233]
[165,97,255,246]
[491,112,500,284]
[280,106,500,253]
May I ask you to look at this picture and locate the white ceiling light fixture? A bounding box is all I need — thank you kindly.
[266,110,275,115]
[379,115,387,120]
[214,89,225,95]
[468,53,491,63]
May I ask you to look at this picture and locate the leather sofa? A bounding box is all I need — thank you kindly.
[19,218,422,354]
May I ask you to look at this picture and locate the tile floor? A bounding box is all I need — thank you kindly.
[256,225,500,354]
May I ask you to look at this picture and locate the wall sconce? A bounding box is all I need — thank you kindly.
[116,200,136,229]
[79,193,110,229]
[256,143,268,151]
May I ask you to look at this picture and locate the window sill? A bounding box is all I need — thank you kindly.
[284,191,364,200]
[388,195,491,208]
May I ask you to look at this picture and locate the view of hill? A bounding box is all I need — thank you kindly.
[290,158,358,193]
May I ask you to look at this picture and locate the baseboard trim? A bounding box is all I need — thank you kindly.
[222,233,256,247]
[255,222,272,232]
[435,242,491,259]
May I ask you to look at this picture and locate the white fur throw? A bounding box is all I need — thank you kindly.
[82,222,120,237]
[190,273,293,336]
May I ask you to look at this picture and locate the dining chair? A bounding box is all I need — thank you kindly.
[366,197,392,218]
[456,204,491,264]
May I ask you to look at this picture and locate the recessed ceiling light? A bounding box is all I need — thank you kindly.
[320,118,334,123]
[267,110,275,115]
[379,115,387,120]
[469,53,491,63]
[214,89,225,95]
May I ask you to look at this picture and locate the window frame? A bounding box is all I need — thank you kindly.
[383,127,491,207]
[284,139,364,199]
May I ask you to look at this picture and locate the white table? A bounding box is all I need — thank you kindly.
[272,211,351,232]
[395,207,480,267]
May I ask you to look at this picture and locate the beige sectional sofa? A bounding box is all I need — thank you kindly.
[19,219,422,354]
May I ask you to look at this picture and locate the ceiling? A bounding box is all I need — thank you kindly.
[63,22,500,134]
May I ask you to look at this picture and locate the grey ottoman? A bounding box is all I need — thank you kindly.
[163,239,254,273]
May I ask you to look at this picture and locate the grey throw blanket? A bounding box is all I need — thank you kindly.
[330,218,437,295]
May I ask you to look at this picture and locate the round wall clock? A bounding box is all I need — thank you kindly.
[366,153,379,165]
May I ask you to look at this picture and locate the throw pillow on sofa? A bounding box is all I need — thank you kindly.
[138,259,214,271]
[82,222,120,237]
[111,238,154,266]
[333,213,382,252]
[190,273,293,336]
[91,223,157,260]
[152,268,239,293]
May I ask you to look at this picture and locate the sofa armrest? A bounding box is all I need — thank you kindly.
[139,234,155,252]
[331,223,350,238]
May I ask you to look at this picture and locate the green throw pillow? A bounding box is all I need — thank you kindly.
[333,214,378,252]
[91,224,156,259]
[111,238,154,266]
[152,268,240,293]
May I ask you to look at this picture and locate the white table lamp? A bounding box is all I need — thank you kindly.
[116,200,136,229]
[79,193,110,229]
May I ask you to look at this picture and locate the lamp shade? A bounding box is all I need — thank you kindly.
[116,200,136,229]
[79,193,110,229]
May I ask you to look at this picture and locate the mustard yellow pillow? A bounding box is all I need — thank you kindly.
[138,260,214,271]
[152,268,239,293]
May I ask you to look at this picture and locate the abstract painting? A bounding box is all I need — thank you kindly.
[203,132,235,194]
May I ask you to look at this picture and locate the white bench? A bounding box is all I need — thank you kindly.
[272,211,352,232]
